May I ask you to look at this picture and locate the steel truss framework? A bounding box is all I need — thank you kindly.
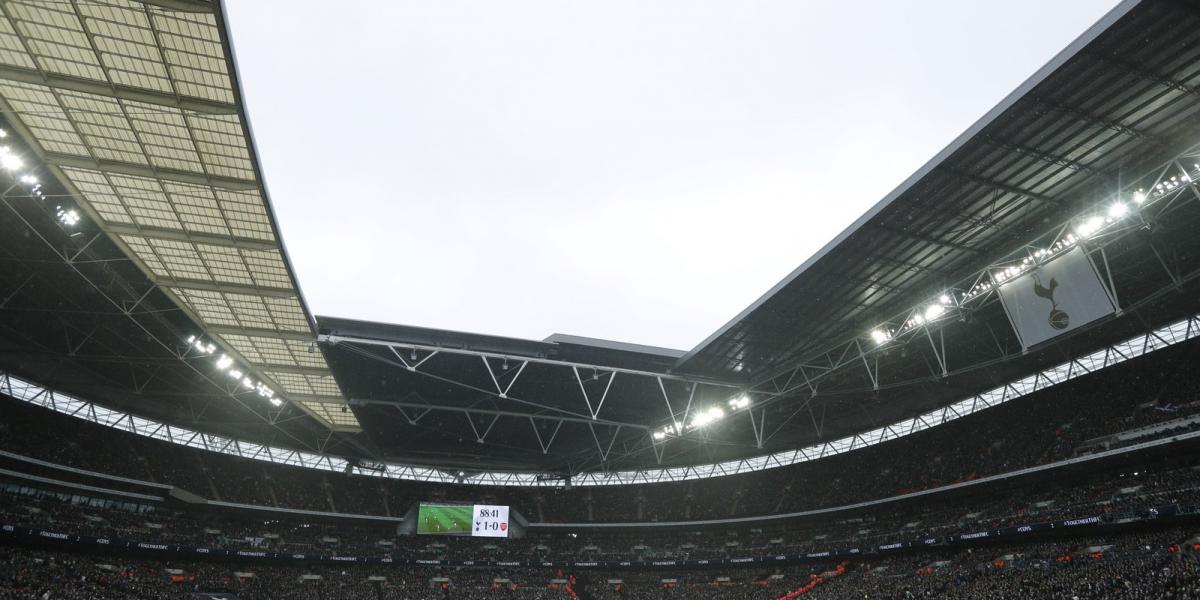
[322,333,743,437]
[320,142,1200,472]
[0,177,341,456]
[742,143,1200,412]
[5,311,1198,487]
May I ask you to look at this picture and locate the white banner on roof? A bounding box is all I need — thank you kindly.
[996,246,1116,350]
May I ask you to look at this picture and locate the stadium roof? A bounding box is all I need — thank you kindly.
[674,0,1200,382]
[2,0,1200,479]
[0,0,356,431]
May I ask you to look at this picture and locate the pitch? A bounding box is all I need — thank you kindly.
[417,503,473,535]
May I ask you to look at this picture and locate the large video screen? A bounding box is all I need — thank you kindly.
[416,503,509,537]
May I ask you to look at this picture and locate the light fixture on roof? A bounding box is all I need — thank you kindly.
[728,394,750,410]
[19,174,37,185]
[269,397,283,407]
[923,304,945,321]
[652,431,666,441]
[1108,202,1128,219]
[1074,215,1105,239]
[938,294,952,305]
[690,406,726,429]
[0,129,7,138]
[215,354,234,370]
[1133,190,1147,204]
[55,206,80,227]
[0,151,23,172]
[870,329,891,346]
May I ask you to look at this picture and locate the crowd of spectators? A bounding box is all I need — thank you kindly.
[2,452,1199,565]
[1,524,1198,598]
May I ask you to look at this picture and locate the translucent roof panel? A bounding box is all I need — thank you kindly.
[0,2,356,430]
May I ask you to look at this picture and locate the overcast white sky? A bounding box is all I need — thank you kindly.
[225,0,1120,352]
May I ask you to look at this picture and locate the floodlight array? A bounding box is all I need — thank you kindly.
[0,128,81,230]
[186,335,281,407]
[652,394,753,441]
[866,159,1200,349]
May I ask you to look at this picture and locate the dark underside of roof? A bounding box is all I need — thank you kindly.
[0,119,361,459]
[677,0,1200,382]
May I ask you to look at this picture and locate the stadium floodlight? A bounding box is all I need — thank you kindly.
[215,354,234,370]
[0,129,6,138]
[19,174,37,185]
[1,152,22,172]
[728,394,751,410]
[652,431,666,441]
[55,206,80,226]
[1133,190,1147,204]
[190,338,216,355]
[923,304,945,321]
[690,406,726,429]
[938,294,952,305]
[269,397,283,407]
[1108,202,1128,218]
[1074,215,1105,238]
[241,377,254,389]
[870,329,891,345]
[228,369,243,379]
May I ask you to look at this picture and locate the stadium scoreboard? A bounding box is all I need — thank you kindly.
[417,503,509,537]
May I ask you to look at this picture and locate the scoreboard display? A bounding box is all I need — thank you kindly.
[417,503,509,537]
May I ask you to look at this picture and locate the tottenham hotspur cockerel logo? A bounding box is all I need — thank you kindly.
[1032,272,1070,330]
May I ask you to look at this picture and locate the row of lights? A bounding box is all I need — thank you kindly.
[652,394,752,441]
[867,163,1198,348]
[870,293,954,347]
[3,128,278,410]
[0,128,79,228]
[186,335,282,407]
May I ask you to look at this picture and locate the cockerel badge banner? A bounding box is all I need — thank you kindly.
[995,246,1116,350]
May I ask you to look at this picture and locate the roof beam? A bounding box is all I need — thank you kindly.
[157,277,296,299]
[980,135,1100,174]
[1028,94,1162,143]
[868,223,982,254]
[206,325,314,342]
[937,167,1063,206]
[139,0,215,12]
[1083,50,1200,99]
[47,153,258,191]
[248,364,331,376]
[354,398,650,430]
[106,223,278,252]
[0,64,235,115]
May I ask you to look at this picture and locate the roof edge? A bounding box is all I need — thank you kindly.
[672,0,1142,371]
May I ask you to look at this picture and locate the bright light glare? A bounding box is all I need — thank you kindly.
[55,206,80,226]
[1,153,23,171]
[870,329,890,345]
[923,304,945,321]
[1108,202,1128,218]
[19,174,37,185]
[216,355,234,370]
[1074,215,1105,238]
[728,395,751,410]
[652,431,666,440]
